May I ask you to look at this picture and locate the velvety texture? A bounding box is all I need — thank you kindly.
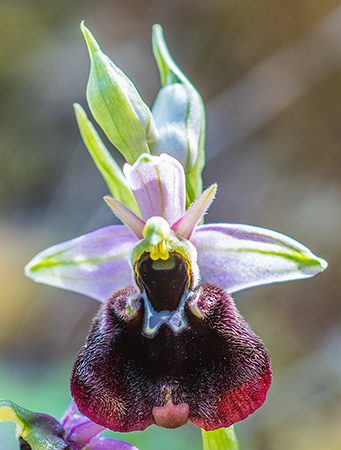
[71,283,271,431]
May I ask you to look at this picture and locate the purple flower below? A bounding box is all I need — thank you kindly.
[61,401,137,449]
[0,399,139,450]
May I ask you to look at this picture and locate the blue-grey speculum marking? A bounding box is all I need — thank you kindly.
[136,252,191,337]
[142,291,188,336]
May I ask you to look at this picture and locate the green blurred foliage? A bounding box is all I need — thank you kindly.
[1,1,340,449]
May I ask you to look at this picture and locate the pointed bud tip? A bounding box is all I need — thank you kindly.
[152,24,163,42]
[73,102,81,112]
[73,102,87,122]
[80,21,100,55]
[151,23,176,87]
[152,23,162,32]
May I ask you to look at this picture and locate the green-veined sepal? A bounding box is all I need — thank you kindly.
[74,103,139,215]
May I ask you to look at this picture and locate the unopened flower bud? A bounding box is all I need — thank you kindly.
[81,22,157,164]
[151,25,205,201]
[151,83,203,172]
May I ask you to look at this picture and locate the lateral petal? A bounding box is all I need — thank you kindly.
[172,184,217,239]
[191,223,328,293]
[104,196,145,238]
[25,226,137,302]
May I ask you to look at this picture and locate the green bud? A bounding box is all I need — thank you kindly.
[81,22,157,164]
[151,24,206,203]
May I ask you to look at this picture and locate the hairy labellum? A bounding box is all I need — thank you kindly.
[71,252,271,431]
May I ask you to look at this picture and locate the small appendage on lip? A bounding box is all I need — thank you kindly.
[152,400,189,428]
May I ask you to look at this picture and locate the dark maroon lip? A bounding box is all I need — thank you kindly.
[71,283,272,432]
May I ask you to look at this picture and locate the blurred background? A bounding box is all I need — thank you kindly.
[1,0,340,449]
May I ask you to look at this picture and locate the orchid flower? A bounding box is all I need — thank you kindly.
[25,153,327,432]
[22,21,327,440]
[0,399,138,450]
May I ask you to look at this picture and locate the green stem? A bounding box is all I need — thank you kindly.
[202,426,240,450]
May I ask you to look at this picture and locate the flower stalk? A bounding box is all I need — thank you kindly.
[202,427,240,450]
